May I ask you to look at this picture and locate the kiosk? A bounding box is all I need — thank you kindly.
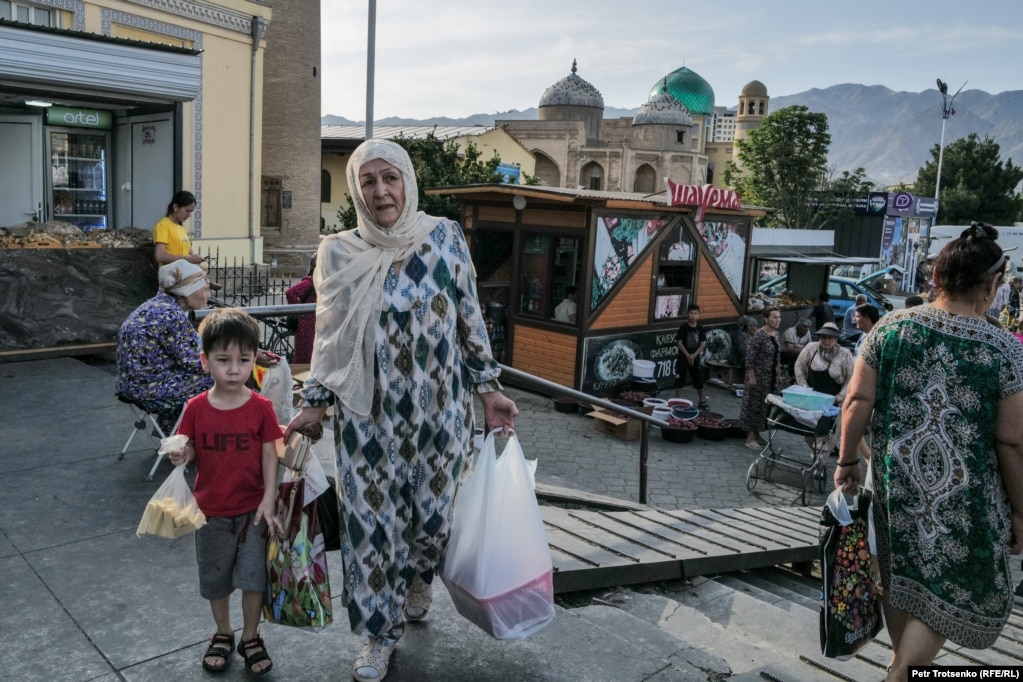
[432,183,768,393]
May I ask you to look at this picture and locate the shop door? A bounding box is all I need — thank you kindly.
[0,116,43,226]
[130,116,173,231]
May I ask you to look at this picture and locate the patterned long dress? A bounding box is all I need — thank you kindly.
[115,292,213,433]
[740,328,780,433]
[302,221,501,638]
[863,306,1023,648]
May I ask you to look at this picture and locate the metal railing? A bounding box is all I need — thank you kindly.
[498,365,668,505]
[194,301,668,504]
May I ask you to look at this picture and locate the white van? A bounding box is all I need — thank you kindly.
[929,225,1023,274]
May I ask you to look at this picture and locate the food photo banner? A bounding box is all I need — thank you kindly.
[581,330,682,395]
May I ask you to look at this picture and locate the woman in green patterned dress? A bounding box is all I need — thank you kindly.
[837,223,1023,681]
[285,139,518,682]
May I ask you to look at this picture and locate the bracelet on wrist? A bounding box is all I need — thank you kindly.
[837,458,860,468]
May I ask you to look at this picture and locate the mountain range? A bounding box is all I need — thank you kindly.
[322,85,1023,187]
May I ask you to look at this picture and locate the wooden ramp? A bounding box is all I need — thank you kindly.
[544,505,821,594]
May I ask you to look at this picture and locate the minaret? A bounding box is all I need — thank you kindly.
[734,80,769,146]
[732,80,769,172]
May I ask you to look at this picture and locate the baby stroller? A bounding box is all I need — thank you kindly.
[745,393,837,505]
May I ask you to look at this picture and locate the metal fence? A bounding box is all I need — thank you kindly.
[202,249,297,355]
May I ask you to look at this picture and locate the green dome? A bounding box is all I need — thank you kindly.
[650,67,715,117]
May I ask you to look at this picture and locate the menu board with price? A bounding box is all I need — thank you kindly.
[581,329,682,395]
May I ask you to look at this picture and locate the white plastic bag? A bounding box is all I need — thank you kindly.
[260,358,294,425]
[440,430,555,640]
[136,435,206,538]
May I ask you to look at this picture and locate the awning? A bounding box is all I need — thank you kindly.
[0,22,201,103]
[753,253,883,266]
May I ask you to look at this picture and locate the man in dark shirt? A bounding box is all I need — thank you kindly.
[675,304,708,408]
[810,292,835,332]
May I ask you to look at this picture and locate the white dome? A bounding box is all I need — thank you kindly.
[539,60,604,110]
[633,90,693,126]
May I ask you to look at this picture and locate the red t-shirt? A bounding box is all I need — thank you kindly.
[177,390,284,517]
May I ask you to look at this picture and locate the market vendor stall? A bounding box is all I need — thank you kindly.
[0,221,156,359]
[430,183,768,393]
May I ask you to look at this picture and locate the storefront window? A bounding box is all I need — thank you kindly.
[655,224,695,320]
[519,233,550,318]
[550,239,580,323]
[517,233,582,322]
[1,1,58,26]
[475,231,514,362]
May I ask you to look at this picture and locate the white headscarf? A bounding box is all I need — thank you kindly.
[309,139,440,415]
[158,261,207,297]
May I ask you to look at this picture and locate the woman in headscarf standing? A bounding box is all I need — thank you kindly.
[285,140,518,682]
[837,223,1023,681]
[740,306,783,450]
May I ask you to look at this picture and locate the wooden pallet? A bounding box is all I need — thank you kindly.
[544,505,820,593]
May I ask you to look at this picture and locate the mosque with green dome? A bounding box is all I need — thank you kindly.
[498,61,768,194]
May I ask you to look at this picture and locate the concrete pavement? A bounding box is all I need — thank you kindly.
[0,356,823,681]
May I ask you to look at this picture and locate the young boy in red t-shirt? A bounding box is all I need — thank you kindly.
[168,308,283,675]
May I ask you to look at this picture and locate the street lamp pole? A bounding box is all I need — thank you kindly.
[933,78,966,221]
[365,0,376,140]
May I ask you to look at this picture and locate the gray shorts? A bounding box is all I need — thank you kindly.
[195,511,267,600]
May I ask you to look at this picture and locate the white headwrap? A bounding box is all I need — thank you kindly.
[309,139,440,415]
[158,261,207,297]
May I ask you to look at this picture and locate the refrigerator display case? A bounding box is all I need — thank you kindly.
[47,129,109,231]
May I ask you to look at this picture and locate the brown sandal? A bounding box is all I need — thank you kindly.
[201,632,234,673]
[237,634,273,675]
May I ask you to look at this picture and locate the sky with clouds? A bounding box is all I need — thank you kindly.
[320,0,1022,120]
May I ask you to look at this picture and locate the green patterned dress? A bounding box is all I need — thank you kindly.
[861,306,1023,648]
[303,221,501,638]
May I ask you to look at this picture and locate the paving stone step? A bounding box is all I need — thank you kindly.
[570,603,730,680]
[714,568,821,613]
[620,577,821,677]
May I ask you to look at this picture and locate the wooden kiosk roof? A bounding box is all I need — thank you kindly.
[429,184,770,217]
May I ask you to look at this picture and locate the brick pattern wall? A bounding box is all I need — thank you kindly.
[261,0,322,274]
[511,325,577,388]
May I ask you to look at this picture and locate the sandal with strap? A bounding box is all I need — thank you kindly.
[402,579,433,622]
[353,635,398,682]
[202,632,234,673]
[237,634,273,675]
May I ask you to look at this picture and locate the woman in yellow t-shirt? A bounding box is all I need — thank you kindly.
[153,191,204,266]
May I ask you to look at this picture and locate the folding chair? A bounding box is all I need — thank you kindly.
[117,396,184,481]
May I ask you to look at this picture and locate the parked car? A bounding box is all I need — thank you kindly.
[757,272,895,322]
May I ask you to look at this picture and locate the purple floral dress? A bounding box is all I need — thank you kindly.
[740,328,780,433]
[115,291,212,432]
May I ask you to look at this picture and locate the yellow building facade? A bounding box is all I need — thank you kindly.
[0,0,272,262]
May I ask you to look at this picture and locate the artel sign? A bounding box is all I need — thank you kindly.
[46,107,113,130]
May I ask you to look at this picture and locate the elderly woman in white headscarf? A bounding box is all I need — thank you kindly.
[284,139,517,682]
[115,260,214,434]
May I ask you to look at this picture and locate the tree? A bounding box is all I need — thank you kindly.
[724,105,836,228]
[825,167,876,216]
[334,131,507,231]
[914,133,1023,225]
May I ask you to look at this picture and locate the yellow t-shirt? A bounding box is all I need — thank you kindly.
[152,216,191,256]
